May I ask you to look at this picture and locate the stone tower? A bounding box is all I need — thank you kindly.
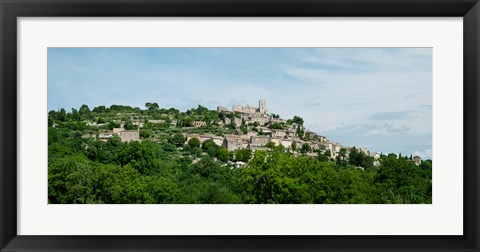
[259,99,267,114]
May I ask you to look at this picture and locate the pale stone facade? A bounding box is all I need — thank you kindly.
[223,136,243,151]
[233,118,243,126]
[281,139,293,148]
[217,106,228,112]
[271,129,287,138]
[119,130,140,143]
[211,136,224,146]
[98,132,114,141]
[370,152,381,160]
[192,121,207,128]
[224,117,231,125]
[413,156,422,166]
[113,128,123,134]
[148,119,165,124]
[232,104,256,114]
[270,137,282,146]
[186,134,200,143]
[259,99,267,114]
[250,136,270,147]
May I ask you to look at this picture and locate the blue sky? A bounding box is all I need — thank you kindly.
[48,48,432,158]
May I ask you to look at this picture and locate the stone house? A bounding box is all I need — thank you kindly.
[281,139,293,148]
[245,113,270,125]
[370,152,381,160]
[241,139,250,149]
[246,130,258,138]
[223,117,231,125]
[98,131,114,142]
[199,134,214,143]
[250,136,270,147]
[132,120,144,128]
[413,156,422,166]
[359,147,369,155]
[309,141,320,151]
[270,137,282,146]
[233,118,242,126]
[258,127,271,135]
[148,119,165,124]
[119,130,140,143]
[113,128,123,134]
[331,143,342,157]
[271,129,286,139]
[217,106,228,112]
[192,121,207,128]
[223,136,243,151]
[285,130,297,137]
[185,134,200,143]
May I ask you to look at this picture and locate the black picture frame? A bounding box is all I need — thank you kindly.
[1,0,479,251]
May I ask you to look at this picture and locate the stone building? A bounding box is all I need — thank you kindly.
[413,156,422,166]
[370,152,381,160]
[185,134,200,143]
[250,136,270,147]
[281,139,293,148]
[223,136,243,151]
[211,136,224,146]
[270,137,282,146]
[119,130,140,143]
[246,130,258,138]
[232,104,256,114]
[359,147,369,156]
[232,99,268,114]
[148,119,165,124]
[98,131,114,142]
[233,118,243,126]
[132,120,144,128]
[223,117,231,125]
[259,99,267,114]
[331,143,342,157]
[217,106,228,112]
[244,113,270,125]
[271,129,287,139]
[113,128,123,134]
[192,121,207,128]
[199,135,213,143]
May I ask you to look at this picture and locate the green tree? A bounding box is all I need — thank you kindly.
[265,141,276,149]
[336,148,348,166]
[188,137,201,149]
[170,133,185,147]
[218,147,231,162]
[318,150,330,162]
[300,143,311,154]
[145,102,160,112]
[291,142,297,152]
[78,104,90,115]
[140,129,152,139]
[348,147,374,169]
[291,115,304,125]
[92,105,107,114]
[270,123,283,129]
[234,149,252,162]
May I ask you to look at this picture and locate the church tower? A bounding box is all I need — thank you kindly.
[259,99,267,114]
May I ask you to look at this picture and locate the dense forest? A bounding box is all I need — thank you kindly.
[48,104,432,204]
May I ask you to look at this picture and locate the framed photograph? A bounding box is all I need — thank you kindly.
[1,0,479,251]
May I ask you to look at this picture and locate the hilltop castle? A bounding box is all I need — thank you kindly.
[218,99,268,114]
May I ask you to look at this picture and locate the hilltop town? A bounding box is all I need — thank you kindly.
[50,99,423,167]
[48,99,430,204]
